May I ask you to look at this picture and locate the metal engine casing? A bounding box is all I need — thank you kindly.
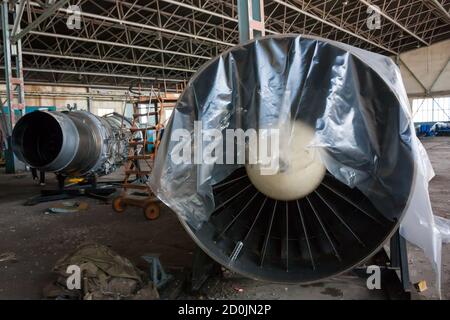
[12,110,132,177]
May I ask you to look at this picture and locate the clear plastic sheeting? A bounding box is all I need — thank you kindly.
[435,216,450,245]
[400,135,449,297]
[150,35,449,290]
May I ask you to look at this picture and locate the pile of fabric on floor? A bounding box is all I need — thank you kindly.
[44,243,159,300]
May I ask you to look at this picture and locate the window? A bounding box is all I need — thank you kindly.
[97,108,114,117]
[137,103,156,125]
[164,108,174,125]
[412,97,450,123]
[124,104,133,119]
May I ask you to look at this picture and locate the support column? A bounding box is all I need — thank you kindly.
[2,0,14,135]
[236,0,265,130]
[87,87,92,112]
[238,0,265,44]
[1,0,26,173]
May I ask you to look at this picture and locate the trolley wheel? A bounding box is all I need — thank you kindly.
[112,196,127,213]
[144,203,160,220]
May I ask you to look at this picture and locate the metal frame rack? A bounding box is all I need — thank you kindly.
[112,90,179,220]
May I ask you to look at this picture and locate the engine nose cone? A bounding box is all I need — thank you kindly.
[246,121,326,201]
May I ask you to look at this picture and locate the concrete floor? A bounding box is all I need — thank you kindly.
[0,136,449,300]
[411,136,450,299]
[0,173,196,299]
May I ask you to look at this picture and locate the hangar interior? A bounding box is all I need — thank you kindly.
[0,0,449,300]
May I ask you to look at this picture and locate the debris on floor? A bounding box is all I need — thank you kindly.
[0,252,17,263]
[43,243,159,300]
[67,178,86,184]
[233,287,244,293]
[44,201,89,215]
[13,173,28,179]
[142,254,172,289]
[415,281,428,293]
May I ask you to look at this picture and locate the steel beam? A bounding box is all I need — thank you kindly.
[429,0,450,21]
[238,0,251,43]
[238,0,266,43]
[273,0,397,55]
[10,0,26,39]
[24,6,221,59]
[12,67,186,82]
[0,81,179,92]
[13,1,25,113]
[28,31,212,60]
[28,1,235,47]
[161,0,238,22]
[430,59,450,92]
[11,0,71,43]
[7,0,447,89]
[358,0,429,46]
[21,51,196,73]
[398,58,428,94]
[1,0,15,172]
[1,0,13,134]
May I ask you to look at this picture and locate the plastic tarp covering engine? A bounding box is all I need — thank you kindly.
[151,35,449,290]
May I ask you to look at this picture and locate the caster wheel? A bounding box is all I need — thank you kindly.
[112,196,126,213]
[144,203,160,220]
